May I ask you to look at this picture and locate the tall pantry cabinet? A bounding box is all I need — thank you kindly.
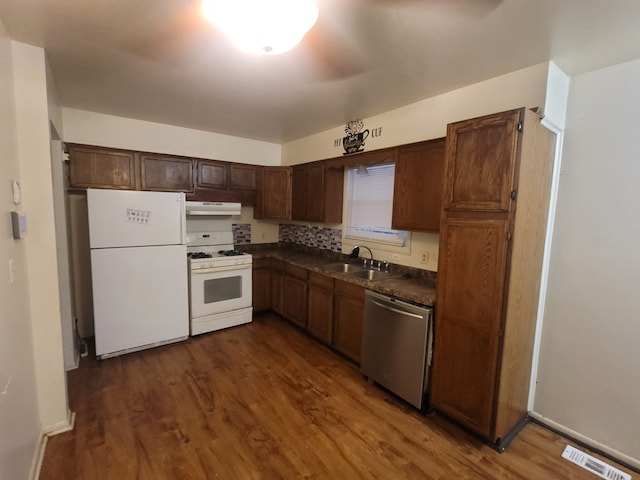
[430,108,556,450]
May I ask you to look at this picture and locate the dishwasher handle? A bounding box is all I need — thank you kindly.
[369,298,425,319]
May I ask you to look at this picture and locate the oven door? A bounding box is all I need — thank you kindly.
[190,263,252,319]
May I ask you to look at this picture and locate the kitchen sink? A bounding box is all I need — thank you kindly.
[350,269,396,282]
[323,262,365,273]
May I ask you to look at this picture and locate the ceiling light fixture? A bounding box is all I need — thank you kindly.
[201,0,319,55]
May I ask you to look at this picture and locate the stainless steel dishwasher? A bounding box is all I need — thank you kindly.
[361,290,433,410]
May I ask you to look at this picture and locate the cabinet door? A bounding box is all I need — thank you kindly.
[252,262,271,312]
[291,165,307,220]
[284,275,307,328]
[307,272,334,344]
[270,263,285,316]
[333,280,365,363]
[258,167,291,220]
[391,139,445,232]
[229,164,257,190]
[68,145,137,190]
[306,163,325,222]
[140,154,194,192]
[443,109,522,213]
[430,217,510,438]
[197,160,227,189]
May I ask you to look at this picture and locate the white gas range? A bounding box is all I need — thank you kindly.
[185,204,253,335]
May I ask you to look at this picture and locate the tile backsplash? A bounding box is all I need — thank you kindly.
[279,224,342,252]
[232,223,251,245]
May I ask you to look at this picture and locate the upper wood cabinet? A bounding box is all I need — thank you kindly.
[442,111,521,213]
[229,164,258,191]
[197,160,227,189]
[391,138,445,233]
[192,160,258,204]
[67,144,137,190]
[139,154,194,192]
[430,108,556,450]
[291,161,343,223]
[255,167,291,220]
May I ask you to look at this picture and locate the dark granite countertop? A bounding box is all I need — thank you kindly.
[241,243,437,307]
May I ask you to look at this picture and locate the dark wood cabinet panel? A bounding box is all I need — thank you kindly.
[192,161,257,204]
[431,108,556,448]
[430,218,509,437]
[307,272,334,344]
[252,258,271,313]
[392,138,445,232]
[443,110,521,213]
[270,260,285,316]
[256,167,291,220]
[68,144,137,190]
[305,163,325,222]
[229,164,257,190]
[291,161,343,223]
[284,269,308,328]
[140,154,194,192]
[333,280,365,363]
[291,166,307,220]
[197,160,227,189]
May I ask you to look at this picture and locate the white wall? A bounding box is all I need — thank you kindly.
[281,62,551,270]
[0,23,43,480]
[63,108,281,166]
[282,62,550,165]
[534,58,640,467]
[12,41,71,434]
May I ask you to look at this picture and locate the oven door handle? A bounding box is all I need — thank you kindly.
[191,263,252,274]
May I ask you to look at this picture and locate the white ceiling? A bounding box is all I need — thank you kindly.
[1,0,640,144]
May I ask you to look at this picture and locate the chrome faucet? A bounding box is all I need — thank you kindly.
[350,245,374,267]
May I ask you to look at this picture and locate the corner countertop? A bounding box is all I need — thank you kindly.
[244,244,436,307]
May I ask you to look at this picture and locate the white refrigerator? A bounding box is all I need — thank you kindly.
[87,188,189,359]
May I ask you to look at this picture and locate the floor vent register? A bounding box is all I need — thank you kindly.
[562,445,631,480]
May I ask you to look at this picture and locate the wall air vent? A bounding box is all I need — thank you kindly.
[561,445,631,480]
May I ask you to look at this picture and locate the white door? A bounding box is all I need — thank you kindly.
[92,244,189,357]
[87,189,185,248]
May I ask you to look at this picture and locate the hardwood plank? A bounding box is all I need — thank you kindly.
[40,313,634,479]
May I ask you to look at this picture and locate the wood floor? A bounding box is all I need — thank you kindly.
[41,313,633,479]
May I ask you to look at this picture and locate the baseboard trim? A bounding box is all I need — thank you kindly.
[528,412,640,474]
[32,410,76,479]
[28,430,47,480]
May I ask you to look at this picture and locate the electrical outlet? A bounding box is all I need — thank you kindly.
[421,252,429,264]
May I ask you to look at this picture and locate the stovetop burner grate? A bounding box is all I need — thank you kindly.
[187,252,213,259]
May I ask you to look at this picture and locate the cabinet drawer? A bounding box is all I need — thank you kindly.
[308,271,334,290]
[334,279,365,300]
[285,263,308,280]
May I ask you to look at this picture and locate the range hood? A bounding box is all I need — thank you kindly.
[185,201,242,216]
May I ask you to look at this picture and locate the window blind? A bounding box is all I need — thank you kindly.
[344,164,408,246]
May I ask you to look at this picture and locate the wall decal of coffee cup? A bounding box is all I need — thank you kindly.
[343,119,370,155]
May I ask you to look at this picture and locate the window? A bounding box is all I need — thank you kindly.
[343,163,409,246]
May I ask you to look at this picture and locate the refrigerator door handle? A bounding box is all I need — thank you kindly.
[179,193,187,245]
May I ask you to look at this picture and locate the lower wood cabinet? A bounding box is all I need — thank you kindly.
[258,259,365,364]
[307,272,334,344]
[252,258,271,313]
[283,264,308,328]
[270,259,285,316]
[333,279,365,363]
